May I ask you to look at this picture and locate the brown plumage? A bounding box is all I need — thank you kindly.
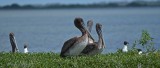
[60,17,89,57]
[87,20,94,43]
[9,32,19,53]
[87,20,93,33]
[81,23,105,55]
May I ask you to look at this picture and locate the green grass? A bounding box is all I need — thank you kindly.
[0,51,160,68]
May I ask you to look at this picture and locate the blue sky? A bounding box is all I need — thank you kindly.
[0,0,134,6]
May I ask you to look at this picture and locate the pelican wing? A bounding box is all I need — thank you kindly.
[81,43,97,54]
[60,37,78,57]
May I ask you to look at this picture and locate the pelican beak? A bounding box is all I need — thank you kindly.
[9,32,19,52]
[86,29,94,42]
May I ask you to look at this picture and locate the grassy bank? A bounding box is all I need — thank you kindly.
[0,28,158,68]
[0,51,160,68]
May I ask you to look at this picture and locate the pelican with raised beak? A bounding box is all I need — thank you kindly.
[81,23,105,55]
[60,17,90,57]
[9,32,19,53]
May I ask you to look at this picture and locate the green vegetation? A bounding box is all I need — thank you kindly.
[139,30,155,52]
[0,30,159,68]
[131,30,156,53]
[0,52,160,68]
[0,1,160,9]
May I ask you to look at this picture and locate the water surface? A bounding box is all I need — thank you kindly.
[0,7,160,53]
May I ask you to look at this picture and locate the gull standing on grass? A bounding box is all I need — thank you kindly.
[24,43,29,53]
[122,41,129,52]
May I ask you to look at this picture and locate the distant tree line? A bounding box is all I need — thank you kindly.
[0,1,160,9]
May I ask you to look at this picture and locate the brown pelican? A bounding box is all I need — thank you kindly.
[81,23,105,55]
[122,41,129,52]
[24,43,29,53]
[87,20,94,43]
[9,32,19,53]
[87,20,93,33]
[60,17,89,57]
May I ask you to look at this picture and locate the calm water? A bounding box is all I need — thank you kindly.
[0,7,160,53]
